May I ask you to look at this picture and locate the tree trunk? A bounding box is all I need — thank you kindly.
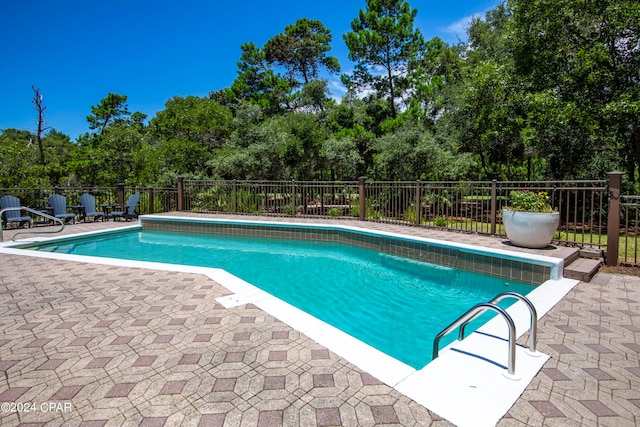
[632,123,640,185]
[32,86,50,165]
[387,64,397,118]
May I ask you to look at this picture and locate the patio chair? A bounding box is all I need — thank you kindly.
[79,193,105,222]
[0,195,32,229]
[110,193,140,221]
[48,194,76,224]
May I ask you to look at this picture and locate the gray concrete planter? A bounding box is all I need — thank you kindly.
[502,210,560,249]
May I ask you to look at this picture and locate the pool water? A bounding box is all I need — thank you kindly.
[35,229,534,369]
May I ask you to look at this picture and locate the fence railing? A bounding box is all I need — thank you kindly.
[0,185,178,217]
[181,180,361,217]
[2,172,640,268]
[495,180,608,247]
[180,177,608,244]
[130,186,179,216]
[620,195,640,266]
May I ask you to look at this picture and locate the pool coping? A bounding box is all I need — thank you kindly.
[0,215,580,427]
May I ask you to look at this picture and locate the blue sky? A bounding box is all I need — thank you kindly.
[0,0,498,140]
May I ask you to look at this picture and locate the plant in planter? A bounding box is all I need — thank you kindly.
[502,190,560,248]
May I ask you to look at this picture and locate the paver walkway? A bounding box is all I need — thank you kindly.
[0,215,639,426]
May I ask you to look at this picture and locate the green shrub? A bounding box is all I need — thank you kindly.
[433,215,448,227]
[507,190,554,213]
[350,198,381,219]
[404,205,417,223]
[327,207,341,217]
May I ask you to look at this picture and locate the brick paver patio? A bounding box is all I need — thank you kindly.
[1,216,639,426]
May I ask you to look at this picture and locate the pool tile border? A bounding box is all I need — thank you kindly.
[141,216,553,285]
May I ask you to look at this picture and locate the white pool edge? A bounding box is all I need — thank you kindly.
[0,217,579,427]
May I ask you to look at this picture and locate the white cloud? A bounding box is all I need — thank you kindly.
[326,64,384,103]
[328,79,348,102]
[443,13,482,40]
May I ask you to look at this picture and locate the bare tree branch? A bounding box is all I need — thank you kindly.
[32,85,51,165]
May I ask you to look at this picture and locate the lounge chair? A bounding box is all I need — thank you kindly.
[79,193,105,222]
[110,193,140,221]
[48,194,76,224]
[0,195,32,229]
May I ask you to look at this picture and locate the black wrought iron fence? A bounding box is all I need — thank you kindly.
[0,186,178,217]
[182,180,361,217]
[0,187,120,211]
[127,186,178,215]
[363,181,498,233]
[181,178,609,248]
[296,181,360,217]
[620,195,640,266]
[6,173,640,267]
[495,180,608,247]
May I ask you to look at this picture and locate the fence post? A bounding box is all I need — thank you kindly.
[232,180,237,213]
[117,183,125,206]
[291,180,296,216]
[490,179,497,234]
[177,176,184,211]
[415,180,421,225]
[606,171,623,267]
[359,177,366,221]
[149,188,155,214]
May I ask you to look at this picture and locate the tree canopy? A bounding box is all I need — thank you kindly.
[264,18,340,85]
[2,0,638,189]
[343,0,424,119]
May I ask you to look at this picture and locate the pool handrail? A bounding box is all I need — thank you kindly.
[432,302,517,377]
[459,291,538,354]
[0,206,65,242]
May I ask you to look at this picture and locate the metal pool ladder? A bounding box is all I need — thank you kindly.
[0,206,65,242]
[432,292,539,378]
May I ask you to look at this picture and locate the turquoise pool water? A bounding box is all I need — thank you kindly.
[33,229,534,369]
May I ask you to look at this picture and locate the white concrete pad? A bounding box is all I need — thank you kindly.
[397,333,549,427]
[254,296,326,332]
[215,290,271,308]
[395,277,579,427]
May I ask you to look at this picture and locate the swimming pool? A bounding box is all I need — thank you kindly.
[2,215,578,427]
[29,227,534,369]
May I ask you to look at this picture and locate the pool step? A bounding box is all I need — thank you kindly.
[555,246,580,266]
[562,247,603,282]
[564,258,602,282]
